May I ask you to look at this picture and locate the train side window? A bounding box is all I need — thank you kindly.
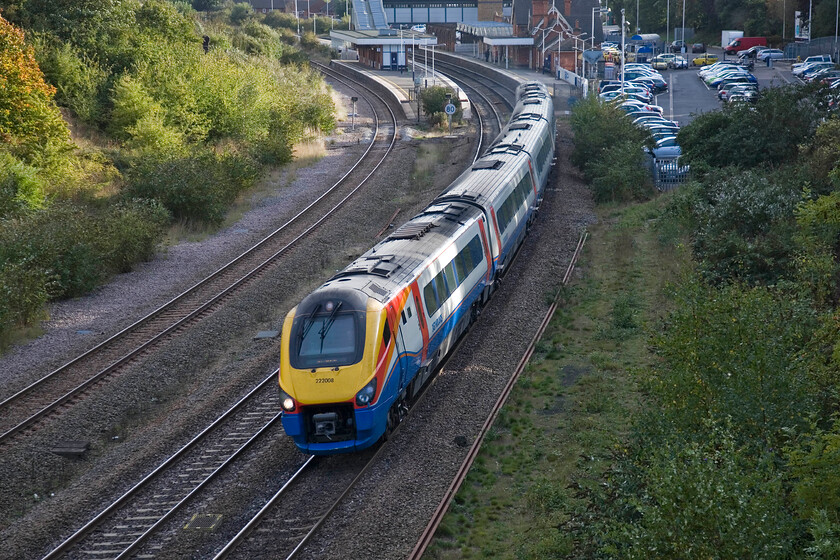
[401,310,407,324]
[468,236,483,268]
[444,262,457,291]
[435,271,449,300]
[453,251,468,282]
[407,306,412,318]
[383,320,391,346]
[423,281,439,315]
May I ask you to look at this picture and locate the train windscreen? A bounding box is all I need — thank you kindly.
[290,307,365,369]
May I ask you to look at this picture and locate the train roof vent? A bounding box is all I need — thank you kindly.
[366,281,389,298]
[334,254,401,278]
[420,202,469,222]
[523,99,541,106]
[471,159,504,171]
[388,220,437,240]
[489,143,524,155]
[508,122,532,130]
[513,113,541,122]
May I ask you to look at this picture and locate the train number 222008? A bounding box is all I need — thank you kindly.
[316,378,335,383]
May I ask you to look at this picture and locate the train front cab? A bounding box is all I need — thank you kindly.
[278,287,397,454]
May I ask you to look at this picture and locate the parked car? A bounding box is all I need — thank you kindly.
[691,42,706,53]
[693,53,719,66]
[633,114,679,127]
[758,49,784,61]
[672,56,689,69]
[805,68,840,83]
[724,36,767,56]
[793,61,835,78]
[737,45,768,58]
[792,55,833,72]
[670,40,686,53]
[651,55,671,70]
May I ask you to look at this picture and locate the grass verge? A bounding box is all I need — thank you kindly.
[423,195,688,559]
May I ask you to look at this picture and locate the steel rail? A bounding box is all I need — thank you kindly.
[0,67,397,446]
[41,372,281,559]
[409,230,589,560]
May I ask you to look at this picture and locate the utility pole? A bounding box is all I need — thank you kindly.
[621,8,625,93]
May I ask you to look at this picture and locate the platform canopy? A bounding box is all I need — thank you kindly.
[630,33,661,43]
[482,36,534,46]
[330,29,438,47]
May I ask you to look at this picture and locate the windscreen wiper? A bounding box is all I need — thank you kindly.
[318,301,343,351]
[300,303,321,340]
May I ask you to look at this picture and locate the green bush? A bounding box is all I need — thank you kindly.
[124,150,258,225]
[691,167,801,285]
[31,36,107,123]
[569,95,652,203]
[98,198,170,273]
[606,420,798,560]
[0,153,46,217]
[646,279,815,450]
[0,258,50,336]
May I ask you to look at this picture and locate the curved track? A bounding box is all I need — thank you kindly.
[0,67,398,448]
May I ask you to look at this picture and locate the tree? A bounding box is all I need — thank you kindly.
[0,15,70,165]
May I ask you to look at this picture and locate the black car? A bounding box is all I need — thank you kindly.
[670,40,686,53]
[692,42,706,53]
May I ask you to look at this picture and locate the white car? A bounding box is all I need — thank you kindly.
[758,49,784,61]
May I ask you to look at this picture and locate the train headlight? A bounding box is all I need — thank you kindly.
[355,378,377,406]
[278,387,296,412]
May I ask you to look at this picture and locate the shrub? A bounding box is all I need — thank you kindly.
[691,167,801,285]
[229,2,255,25]
[123,149,258,225]
[646,278,815,450]
[31,36,107,123]
[607,420,798,559]
[569,95,652,203]
[0,152,46,217]
[97,198,170,273]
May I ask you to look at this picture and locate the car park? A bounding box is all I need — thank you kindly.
[693,53,719,66]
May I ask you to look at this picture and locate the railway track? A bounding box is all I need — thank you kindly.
[0,67,398,448]
[40,372,291,559]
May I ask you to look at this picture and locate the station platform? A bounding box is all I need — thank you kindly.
[330,60,470,122]
[331,50,578,121]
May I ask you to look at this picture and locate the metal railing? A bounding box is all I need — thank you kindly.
[650,155,690,191]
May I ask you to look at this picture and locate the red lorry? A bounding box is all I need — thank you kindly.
[724,36,767,55]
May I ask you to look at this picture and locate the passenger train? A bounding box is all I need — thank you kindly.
[277,82,556,454]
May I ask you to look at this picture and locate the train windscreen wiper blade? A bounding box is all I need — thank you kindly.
[318,301,343,351]
[300,304,321,340]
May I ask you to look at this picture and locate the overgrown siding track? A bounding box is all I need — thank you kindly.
[0,69,398,448]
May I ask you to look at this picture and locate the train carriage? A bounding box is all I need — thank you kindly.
[277,82,555,454]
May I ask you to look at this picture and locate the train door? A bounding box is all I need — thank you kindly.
[396,295,423,387]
